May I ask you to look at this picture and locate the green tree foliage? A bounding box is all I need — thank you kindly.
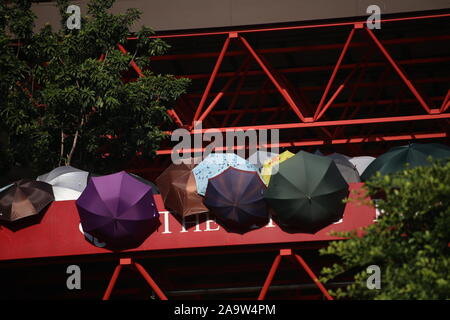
[0,0,189,179]
[320,160,450,299]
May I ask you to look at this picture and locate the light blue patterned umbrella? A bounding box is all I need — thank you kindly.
[193,153,259,196]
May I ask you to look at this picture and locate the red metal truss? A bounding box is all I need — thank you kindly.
[103,258,168,300]
[258,249,333,300]
[119,12,450,158]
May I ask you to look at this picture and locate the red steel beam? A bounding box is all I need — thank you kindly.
[149,34,450,62]
[257,254,282,300]
[127,13,450,40]
[222,59,251,126]
[193,35,231,124]
[293,254,333,300]
[134,262,168,300]
[182,113,450,134]
[102,264,123,300]
[231,79,271,127]
[315,59,361,121]
[238,35,307,122]
[157,132,447,155]
[441,89,450,112]
[209,96,445,116]
[179,56,450,80]
[198,57,251,123]
[186,77,450,99]
[332,53,372,137]
[315,27,356,120]
[117,44,144,78]
[364,28,433,114]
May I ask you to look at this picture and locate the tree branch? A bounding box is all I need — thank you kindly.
[66,116,84,165]
[59,129,65,166]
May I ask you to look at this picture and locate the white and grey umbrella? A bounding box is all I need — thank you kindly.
[247,150,278,168]
[314,149,324,156]
[349,156,376,176]
[37,166,89,201]
[328,152,351,161]
[327,153,361,183]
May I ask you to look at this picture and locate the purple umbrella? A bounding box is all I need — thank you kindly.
[76,171,160,249]
[204,167,268,233]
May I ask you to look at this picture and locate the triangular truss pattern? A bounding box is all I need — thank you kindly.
[313,24,435,122]
[133,14,450,156]
[189,24,440,130]
[192,32,311,129]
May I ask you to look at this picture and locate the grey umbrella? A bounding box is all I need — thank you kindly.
[37,166,89,201]
[349,156,376,175]
[247,150,278,168]
[326,153,360,183]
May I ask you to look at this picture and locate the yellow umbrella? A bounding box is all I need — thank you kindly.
[261,150,295,185]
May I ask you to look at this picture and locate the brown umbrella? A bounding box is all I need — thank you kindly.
[0,179,54,222]
[156,162,208,217]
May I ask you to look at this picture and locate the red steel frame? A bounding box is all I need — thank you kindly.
[103,258,168,300]
[258,249,333,300]
[130,13,448,299]
[4,12,448,301]
[128,13,450,158]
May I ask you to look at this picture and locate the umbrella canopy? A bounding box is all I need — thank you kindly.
[193,153,258,196]
[326,153,361,183]
[261,150,295,185]
[328,152,351,160]
[37,166,89,201]
[313,149,324,156]
[156,162,208,217]
[128,172,160,194]
[76,171,160,249]
[0,179,54,222]
[264,151,349,233]
[361,143,450,181]
[204,167,268,233]
[247,150,278,168]
[349,156,376,175]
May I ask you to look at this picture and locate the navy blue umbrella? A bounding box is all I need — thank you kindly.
[203,167,268,233]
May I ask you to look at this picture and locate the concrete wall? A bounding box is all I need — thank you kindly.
[31,0,450,32]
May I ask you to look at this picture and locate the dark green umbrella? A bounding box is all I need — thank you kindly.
[263,151,349,233]
[361,143,450,181]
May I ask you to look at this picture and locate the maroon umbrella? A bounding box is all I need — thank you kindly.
[0,179,54,222]
[76,171,160,249]
[203,167,268,233]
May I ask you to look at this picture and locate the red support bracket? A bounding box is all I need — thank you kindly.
[440,89,450,113]
[197,57,251,123]
[258,249,333,300]
[314,27,356,120]
[193,35,232,124]
[167,109,184,127]
[117,44,144,78]
[158,132,447,155]
[364,28,433,114]
[238,35,307,122]
[102,258,168,300]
